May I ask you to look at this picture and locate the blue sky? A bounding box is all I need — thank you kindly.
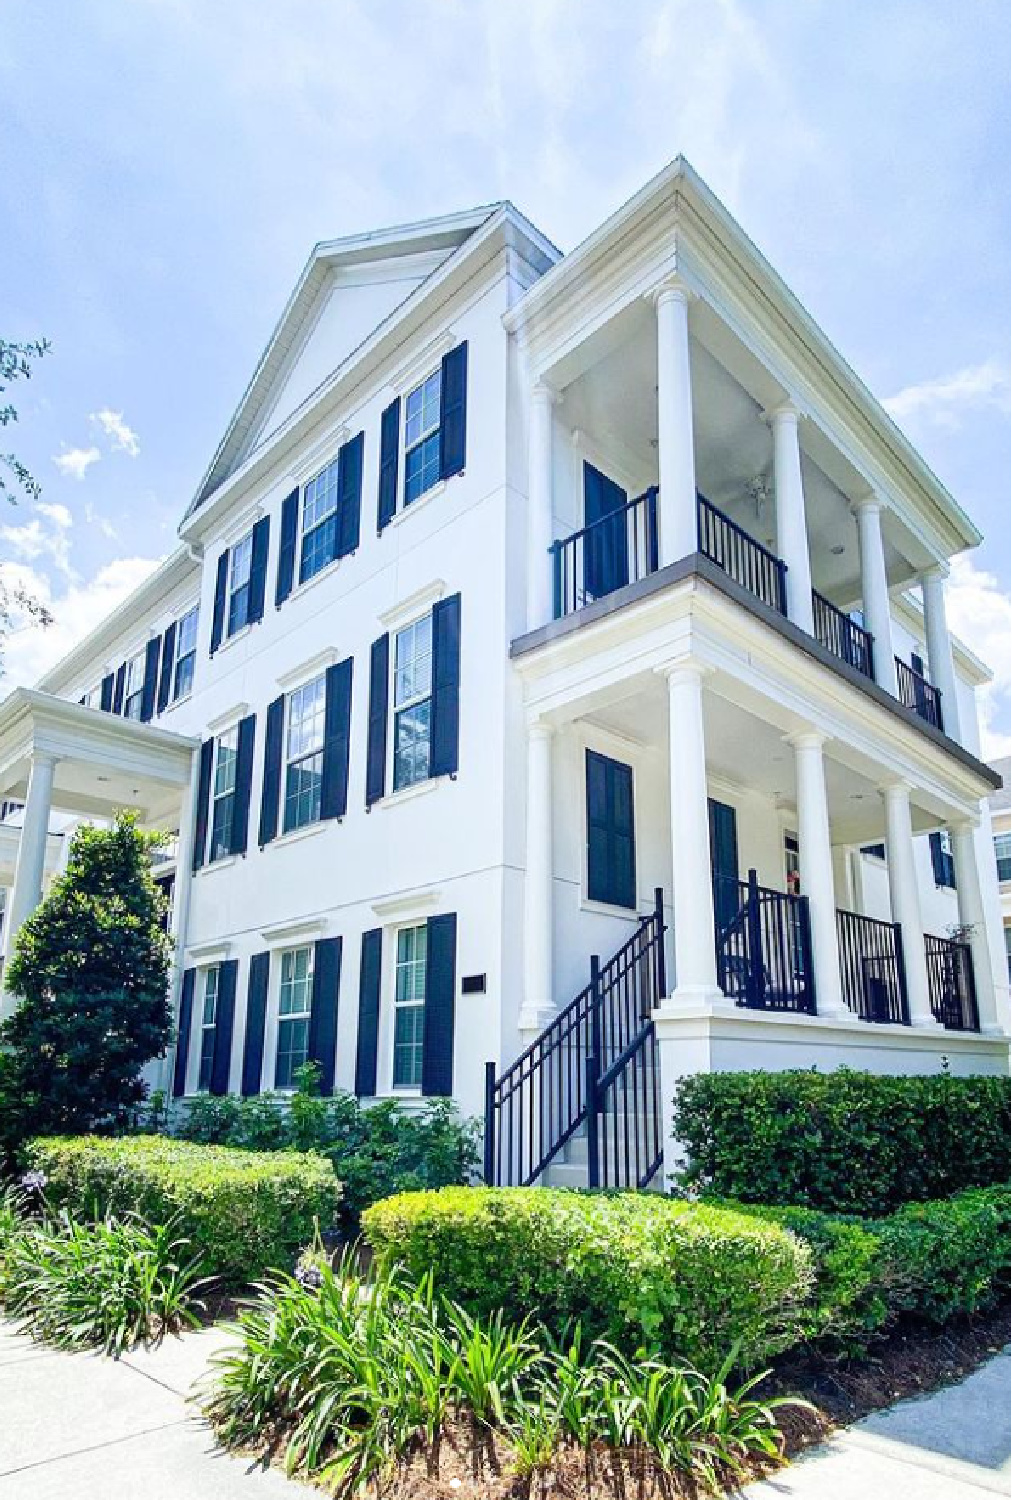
[2,0,1009,749]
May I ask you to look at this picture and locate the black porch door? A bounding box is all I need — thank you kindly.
[583,463,629,600]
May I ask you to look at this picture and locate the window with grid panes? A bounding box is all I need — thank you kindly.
[227,532,253,636]
[283,674,326,832]
[403,370,441,505]
[300,457,341,583]
[275,946,313,1088]
[392,615,432,791]
[995,832,1011,885]
[173,606,198,699]
[122,649,147,720]
[197,966,219,1092]
[209,728,238,861]
[393,924,426,1089]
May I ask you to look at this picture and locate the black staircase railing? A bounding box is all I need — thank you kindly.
[812,590,874,679]
[925,933,979,1031]
[697,494,788,616]
[836,909,909,1024]
[713,869,815,1013]
[484,889,666,1188]
[584,1018,662,1190]
[551,487,659,619]
[895,656,944,732]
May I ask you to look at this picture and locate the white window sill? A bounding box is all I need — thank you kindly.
[215,623,254,658]
[388,479,448,530]
[270,818,330,850]
[371,1089,425,1108]
[163,690,194,715]
[579,895,642,921]
[287,554,345,605]
[200,854,238,875]
[376,777,439,810]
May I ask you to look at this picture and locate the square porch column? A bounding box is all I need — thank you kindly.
[653,278,698,567]
[519,720,555,1035]
[852,497,898,694]
[950,818,1002,1034]
[769,405,814,633]
[920,566,961,742]
[526,383,557,632]
[882,780,938,1028]
[787,732,848,1017]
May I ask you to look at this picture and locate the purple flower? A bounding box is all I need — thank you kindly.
[20,1169,47,1194]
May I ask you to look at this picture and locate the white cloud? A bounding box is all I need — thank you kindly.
[91,408,140,457]
[52,445,101,481]
[944,553,1012,759]
[883,359,1011,431]
[0,500,75,579]
[84,501,119,541]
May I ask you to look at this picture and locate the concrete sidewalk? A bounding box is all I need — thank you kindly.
[1,1319,1009,1498]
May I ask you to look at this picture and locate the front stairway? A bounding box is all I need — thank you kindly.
[484,890,667,1190]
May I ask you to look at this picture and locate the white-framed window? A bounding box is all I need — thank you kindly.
[197,965,219,1092]
[392,615,432,791]
[1004,921,1011,979]
[300,457,340,583]
[283,673,326,833]
[995,832,1011,885]
[275,945,314,1088]
[392,924,427,1090]
[173,606,199,700]
[227,531,254,637]
[403,370,441,506]
[209,728,238,862]
[122,648,147,720]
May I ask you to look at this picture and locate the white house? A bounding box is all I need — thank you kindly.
[0,159,1008,1192]
[988,756,1010,979]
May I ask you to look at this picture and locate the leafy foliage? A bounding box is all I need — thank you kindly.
[0,336,54,667]
[0,815,174,1157]
[24,1134,342,1284]
[363,1186,813,1370]
[672,1069,1010,1214]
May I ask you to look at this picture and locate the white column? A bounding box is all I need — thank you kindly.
[882,781,937,1027]
[790,733,848,1016]
[654,279,697,567]
[661,664,720,1003]
[770,405,814,632]
[161,749,201,1094]
[526,383,556,632]
[951,819,1001,1033]
[852,498,898,694]
[1,753,57,1018]
[519,721,555,1033]
[920,567,961,742]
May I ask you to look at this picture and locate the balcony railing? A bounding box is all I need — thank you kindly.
[812,590,874,679]
[895,656,944,732]
[836,909,909,1024]
[551,487,658,619]
[697,494,788,616]
[713,869,815,1013]
[925,933,979,1031]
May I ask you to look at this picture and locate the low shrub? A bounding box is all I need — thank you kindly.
[673,1069,1010,1215]
[25,1135,341,1284]
[362,1187,812,1370]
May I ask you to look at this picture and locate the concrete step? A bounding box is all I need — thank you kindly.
[543,1160,589,1189]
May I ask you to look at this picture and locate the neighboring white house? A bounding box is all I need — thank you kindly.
[0,159,1008,1191]
[988,756,1011,981]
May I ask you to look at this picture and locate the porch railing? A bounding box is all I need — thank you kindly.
[925,933,979,1031]
[697,494,788,616]
[551,487,659,620]
[836,909,909,1024]
[584,1017,663,1190]
[812,590,874,679]
[713,869,815,1013]
[895,656,944,732]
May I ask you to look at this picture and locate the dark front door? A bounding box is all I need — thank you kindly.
[708,798,739,932]
[583,463,629,601]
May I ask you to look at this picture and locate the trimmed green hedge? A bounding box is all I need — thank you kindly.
[672,1070,1010,1215]
[363,1186,812,1370]
[26,1136,341,1285]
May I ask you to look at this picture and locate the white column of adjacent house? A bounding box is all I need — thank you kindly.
[882,780,937,1026]
[653,279,698,567]
[161,747,201,1093]
[519,720,555,1034]
[920,566,961,742]
[852,497,898,694]
[526,382,557,633]
[770,405,814,633]
[789,732,848,1016]
[0,751,57,1017]
[950,818,1002,1033]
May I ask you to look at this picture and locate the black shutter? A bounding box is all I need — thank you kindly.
[355,928,382,1097]
[708,798,740,931]
[321,658,353,821]
[365,634,389,807]
[112,662,127,714]
[275,488,299,608]
[430,593,461,778]
[610,759,636,909]
[248,516,270,626]
[157,622,177,713]
[140,637,161,723]
[422,912,457,1097]
[583,462,629,598]
[586,750,636,910]
[377,397,400,532]
[210,958,238,1096]
[929,831,944,884]
[172,969,195,1097]
[100,672,114,712]
[258,695,285,846]
[308,936,342,1095]
[231,714,256,856]
[242,951,270,1096]
[336,431,364,558]
[210,549,229,654]
[439,341,468,480]
[192,739,214,871]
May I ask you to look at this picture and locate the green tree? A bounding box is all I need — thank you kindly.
[0,813,173,1154]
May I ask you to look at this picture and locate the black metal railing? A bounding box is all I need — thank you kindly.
[584,1020,662,1190]
[551,487,659,620]
[925,933,979,1031]
[812,590,874,679]
[895,656,944,732]
[697,494,788,616]
[484,889,666,1187]
[713,868,815,1013]
[836,909,909,1024]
